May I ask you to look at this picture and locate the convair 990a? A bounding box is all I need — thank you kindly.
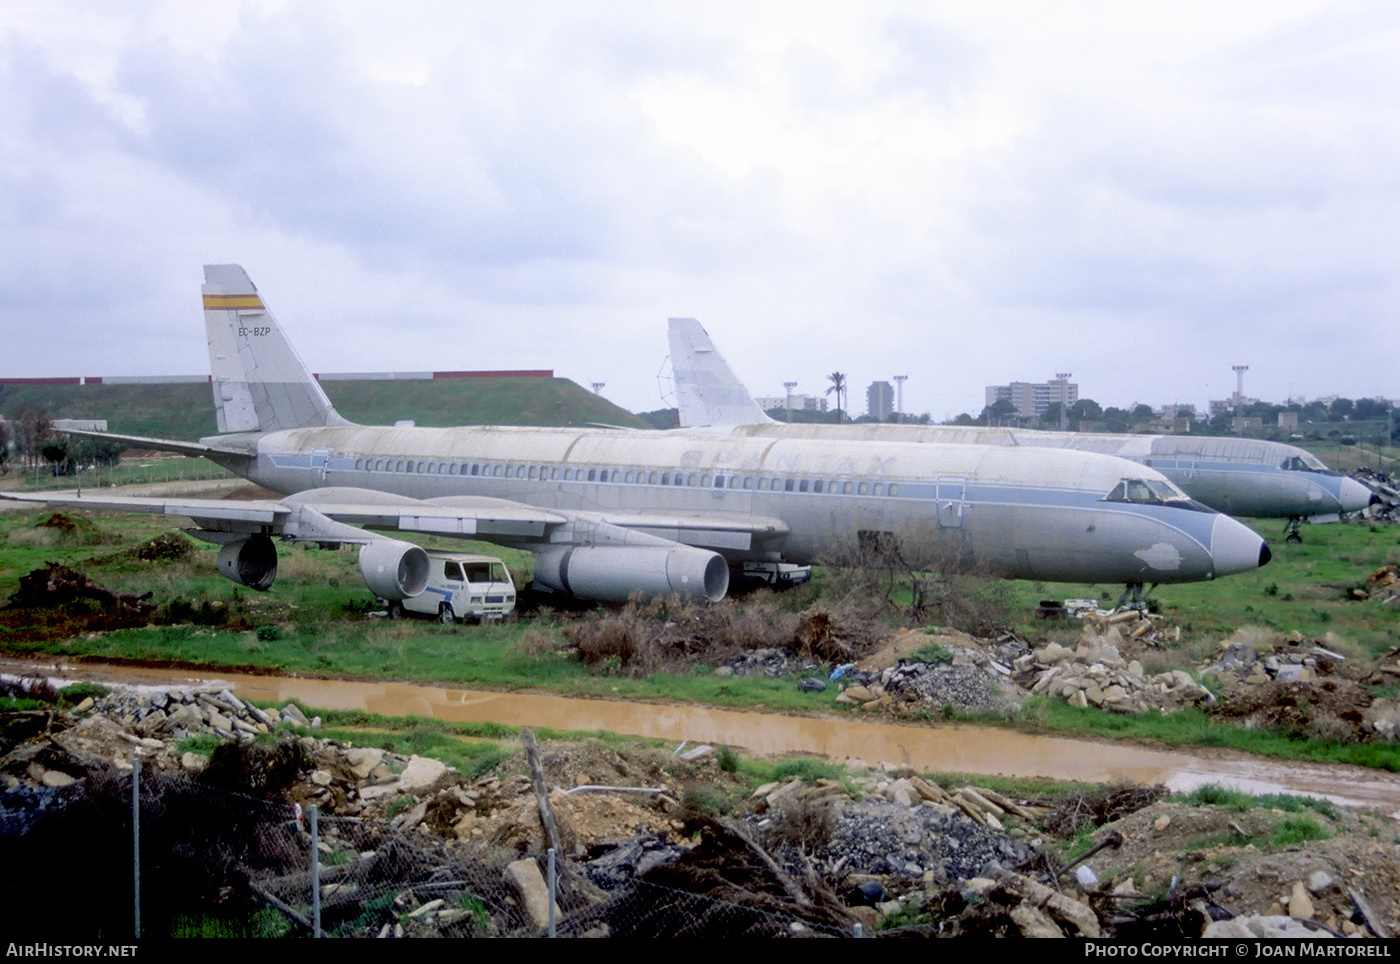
[670,317,1372,542]
[2,266,1270,609]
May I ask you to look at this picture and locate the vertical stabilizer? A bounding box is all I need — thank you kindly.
[203,265,350,433]
[668,317,775,427]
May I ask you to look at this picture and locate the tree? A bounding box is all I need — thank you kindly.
[825,372,847,424]
[980,398,1018,425]
[13,402,53,470]
[1068,399,1102,425]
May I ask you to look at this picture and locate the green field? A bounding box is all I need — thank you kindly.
[2,496,1398,770]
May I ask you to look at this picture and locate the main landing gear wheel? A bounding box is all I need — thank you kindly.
[1284,517,1304,544]
[438,604,457,625]
[388,601,404,620]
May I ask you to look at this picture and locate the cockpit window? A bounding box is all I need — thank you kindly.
[1103,478,1189,505]
[1280,454,1328,472]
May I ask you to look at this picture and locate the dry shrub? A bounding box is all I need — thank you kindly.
[1041,784,1164,838]
[566,616,643,669]
[512,625,566,658]
[560,594,892,676]
[819,524,1012,633]
[762,796,838,851]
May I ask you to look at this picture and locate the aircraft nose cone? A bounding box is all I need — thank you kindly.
[1338,477,1375,514]
[1210,514,1269,577]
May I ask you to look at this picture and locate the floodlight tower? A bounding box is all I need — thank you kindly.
[783,381,798,422]
[591,381,606,395]
[1057,373,1072,431]
[893,374,907,423]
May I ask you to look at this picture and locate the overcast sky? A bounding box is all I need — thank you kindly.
[2,0,1396,421]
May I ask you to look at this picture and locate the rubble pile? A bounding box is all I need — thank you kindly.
[834,643,1022,716]
[1364,565,1399,605]
[1353,467,1399,524]
[1020,628,1212,714]
[98,685,317,744]
[1201,631,1348,693]
[717,647,823,679]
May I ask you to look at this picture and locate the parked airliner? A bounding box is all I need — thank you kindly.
[669,317,1372,540]
[2,267,1269,608]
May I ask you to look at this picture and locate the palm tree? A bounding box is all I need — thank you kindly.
[825,372,847,423]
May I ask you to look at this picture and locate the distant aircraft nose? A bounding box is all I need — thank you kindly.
[1210,514,1270,577]
[1337,476,1375,514]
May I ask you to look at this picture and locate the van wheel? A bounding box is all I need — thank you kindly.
[388,601,404,620]
[438,604,457,625]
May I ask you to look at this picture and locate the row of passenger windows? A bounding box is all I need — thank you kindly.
[348,457,901,497]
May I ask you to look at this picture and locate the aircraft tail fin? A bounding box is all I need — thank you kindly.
[668,317,775,427]
[203,264,352,433]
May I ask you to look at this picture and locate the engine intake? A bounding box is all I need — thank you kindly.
[359,540,430,600]
[534,545,729,603]
[216,535,278,591]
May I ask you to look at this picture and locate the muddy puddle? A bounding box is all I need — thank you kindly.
[8,657,1400,817]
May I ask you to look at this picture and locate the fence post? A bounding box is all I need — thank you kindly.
[547,848,556,938]
[132,756,141,939]
[310,804,322,938]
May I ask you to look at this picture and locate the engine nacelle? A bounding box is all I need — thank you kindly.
[359,540,430,600]
[534,545,729,603]
[216,535,278,591]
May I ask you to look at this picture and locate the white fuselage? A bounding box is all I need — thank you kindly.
[216,423,1267,585]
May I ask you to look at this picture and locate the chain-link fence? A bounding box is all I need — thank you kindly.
[1,760,864,939]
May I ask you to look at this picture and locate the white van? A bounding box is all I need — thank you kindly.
[386,551,516,623]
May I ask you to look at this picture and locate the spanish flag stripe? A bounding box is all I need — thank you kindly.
[203,295,265,309]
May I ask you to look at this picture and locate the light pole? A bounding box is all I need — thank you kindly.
[1057,373,1072,431]
[783,381,797,422]
[893,375,907,423]
[1232,365,1249,436]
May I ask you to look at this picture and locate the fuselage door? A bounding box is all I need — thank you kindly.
[936,476,966,528]
[311,447,331,486]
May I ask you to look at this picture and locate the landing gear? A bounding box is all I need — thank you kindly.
[438,604,457,625]
[387,601,404,619]
[1283,516,1303,543]
[1112,581,1157,613]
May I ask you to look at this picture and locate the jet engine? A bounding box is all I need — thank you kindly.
[216,534,278,591]
[358,540,431,600]
[534,545,729,603]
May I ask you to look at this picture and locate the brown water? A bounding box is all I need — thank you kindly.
[9,657,1400,816]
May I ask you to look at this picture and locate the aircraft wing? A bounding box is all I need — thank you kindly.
[0,486,777,602]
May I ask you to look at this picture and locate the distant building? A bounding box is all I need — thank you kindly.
[866,381,893,421]
[1160,403,1197,420]
[756,393,828,413]
[985,376,1078,418]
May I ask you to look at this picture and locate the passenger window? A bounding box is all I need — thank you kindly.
[858,482,867,495]
[813,480,824,494]
[843,481,853,494]
[889,483,899,496]
[785,479,795,492]
[799,480,809,493]
[687,473,697,486]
